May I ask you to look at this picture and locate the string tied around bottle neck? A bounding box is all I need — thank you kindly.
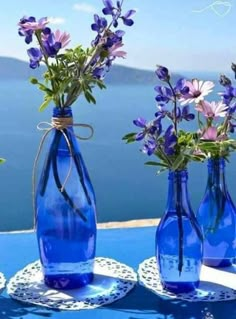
[32,116,94,228]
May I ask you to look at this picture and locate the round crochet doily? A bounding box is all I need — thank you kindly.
[138,257,236,302]
[0,272,6,291]
[7,257,137,310]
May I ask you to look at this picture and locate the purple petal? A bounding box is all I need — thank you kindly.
[136,131,145,141]
[124,10,136,18]
[133,117,147,128]
[122,18,134,26]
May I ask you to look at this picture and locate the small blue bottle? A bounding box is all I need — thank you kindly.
[156,170,203,293]
[36,107,97,289]
[197,158,236,267]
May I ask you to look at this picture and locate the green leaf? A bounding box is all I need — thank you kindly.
[84,91,96,104]
[126,138,136,144]
[172,154,185,171]
[96,81,106,90]
[157,168,167,175]
[30,77,38,84]
[145,161,168,167]
[122,133,136,140]
[39,97,52,112]
[0,158,5,164]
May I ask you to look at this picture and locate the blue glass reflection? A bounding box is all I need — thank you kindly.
[197,158,236,267]
[156,170,203,293]
[36,107,97,289]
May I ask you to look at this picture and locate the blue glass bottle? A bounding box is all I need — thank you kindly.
[36,107,97,289]
[197,158,236,267]
[156,170,203,293]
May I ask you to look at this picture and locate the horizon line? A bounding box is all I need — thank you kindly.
[0,55,231,74]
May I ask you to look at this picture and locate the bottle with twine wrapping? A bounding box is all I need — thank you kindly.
[17,2,136,289]
[34,107,96,289]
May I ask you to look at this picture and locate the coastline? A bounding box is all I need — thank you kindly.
[0,218,160,234]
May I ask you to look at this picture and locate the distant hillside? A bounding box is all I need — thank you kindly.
[0,57,44,80]
[0,56,183,84]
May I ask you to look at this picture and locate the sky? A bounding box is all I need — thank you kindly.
[1,0,236,72]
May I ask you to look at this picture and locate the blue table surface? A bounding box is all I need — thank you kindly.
[0,226,235,319]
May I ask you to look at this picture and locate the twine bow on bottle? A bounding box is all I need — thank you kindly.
[32,117,94,226]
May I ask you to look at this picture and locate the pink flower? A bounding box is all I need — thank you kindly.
[108,42,127,58]
[180,79,215,105]
[195,100,228,119]
[54,30,70,48]
[18,17,48,31]
[201,127,218,140]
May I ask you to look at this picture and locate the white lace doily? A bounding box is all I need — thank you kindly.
[138,257,236,302]
[0,272,6,291]
[7,257,137,310]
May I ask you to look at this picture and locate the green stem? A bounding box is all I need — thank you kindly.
[52,130,87,222]
[157,146,173,167]
[175,176,183,275]
[221,115,230,135]
[35,31,61,107]
[197,112,203,130]
[167,81,178,135]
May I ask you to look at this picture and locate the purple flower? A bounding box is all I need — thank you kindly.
[18,16,35,44]
[201,127,218,140]
[102,30,125,49]
[180,79,214,105]
[102,0,114,15]
[42,33,62,57]
[175,78,189,95]
[195,100,228,119]
[219,74,232,87]
[156,66,170,82]
[152,120,162,136]
[93,67,106,79]
[102,1,135,28]
[18,16,48,31]
[164,125,177,155]
[27,47,42,69]
[231,63,236,79]
[108,42,126,58]
[102,0,120,27]
[121,10,136,26]
[142,138,157,156]
[154,86,172,103]
[133,117,147,128]
[53,30,70,48]
[228,102,236,114]
[219,85,236,105]
[182,105,195,121]
[91,14,107,33]
[155,107,167,121]
[135,131,146,141]
[228,121,236,133]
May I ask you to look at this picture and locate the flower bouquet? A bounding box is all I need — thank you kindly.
[186,69,236,267]
[18,0,135,289]
[123,66,204,293]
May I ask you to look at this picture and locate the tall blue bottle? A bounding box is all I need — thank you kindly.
[197,158,236,267]
[36,107,97,289]
[156,170,203,293]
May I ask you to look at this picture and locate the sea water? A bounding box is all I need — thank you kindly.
[1,79,236,231]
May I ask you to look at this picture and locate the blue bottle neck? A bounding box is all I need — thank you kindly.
[52,107,79,155]
[53,107,73,118]
[207,158,226,190]
[166,170,192,215]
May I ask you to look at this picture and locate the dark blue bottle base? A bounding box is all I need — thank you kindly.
[162,280,200,293]
[44,272,94,290]
[203,258,233,268]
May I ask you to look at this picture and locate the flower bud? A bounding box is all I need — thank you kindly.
[155,66,170,82]
[231,63,236,78]
[219,74,231,87]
